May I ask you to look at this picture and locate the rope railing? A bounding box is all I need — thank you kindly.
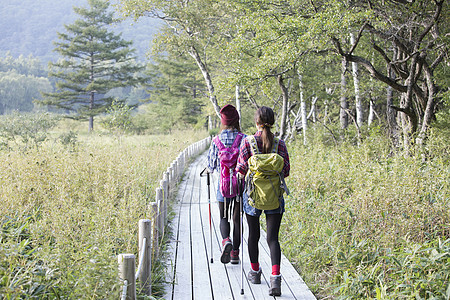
[118,136,211,300]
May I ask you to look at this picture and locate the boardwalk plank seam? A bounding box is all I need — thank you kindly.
[164,152,316,300]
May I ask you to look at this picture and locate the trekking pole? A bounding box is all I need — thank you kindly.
[200,167,213,263]
[238,177,244,295]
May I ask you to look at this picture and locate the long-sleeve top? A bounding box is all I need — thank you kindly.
[207,129,246,173]
[236,131,290,177]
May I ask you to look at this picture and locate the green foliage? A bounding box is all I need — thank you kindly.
[58,130,79,151]
[39,0,145,131]
[0,112,59,151]
[0,130,208,298]
[0,54,52,114]
[0,215,61,297]
[101,100,134,136]
[282,126,450,298]
[143,52,206,133]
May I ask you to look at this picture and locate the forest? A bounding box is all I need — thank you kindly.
[0,0,449,299]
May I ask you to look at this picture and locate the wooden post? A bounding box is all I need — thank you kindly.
[173,161,178,181]
[156,187,164,237]
[138,219,152,296]
[168,167,173,190]
[179,153,185,176]
[149,202,159,258]
[176,156,181,178]
[118,254,136,300]
[181,151,186,172]
[160,180,168,225]
[163,172,170,199]
[171,166,176,188]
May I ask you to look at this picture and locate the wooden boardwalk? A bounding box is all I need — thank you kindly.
[164,152,316,300]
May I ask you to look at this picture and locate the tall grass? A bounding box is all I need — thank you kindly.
[282,126,449,299]
[0,130,207,298]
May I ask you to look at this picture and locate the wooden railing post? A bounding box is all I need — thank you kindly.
[117,136,213,297]
[138,219,152,295]
[149,202,159,258]
[160,180,168,226]
[156,187,164,237]
[118,254,136,300]
[172,161,177,182]
[163,172,170,199]
[168,167,173,190]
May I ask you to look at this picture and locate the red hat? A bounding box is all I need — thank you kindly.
[220,104,239,125]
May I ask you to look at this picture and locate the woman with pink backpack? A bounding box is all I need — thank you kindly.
[207,104,246,264]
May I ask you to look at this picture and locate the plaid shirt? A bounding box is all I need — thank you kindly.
[236,131,290,177]
[207,129,246,172]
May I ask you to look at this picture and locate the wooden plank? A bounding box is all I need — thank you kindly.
[210,173,270,300]
[165,152,316,300]
[165,155,202,300]
[213,171,316,300]
[207,173,241,300]
[259,222,316,299]
[191,175,215,299]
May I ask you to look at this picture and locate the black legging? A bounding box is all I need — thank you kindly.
[219,199,241,250]
[246,213,283,266]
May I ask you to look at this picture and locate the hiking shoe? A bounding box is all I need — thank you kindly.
[230,249,239,264]
[220,238,232,264]
[247,268,262,284]
[269,275,282,296]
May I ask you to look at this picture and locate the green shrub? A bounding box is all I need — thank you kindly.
[0,112,59,151]
[282,126,450,299]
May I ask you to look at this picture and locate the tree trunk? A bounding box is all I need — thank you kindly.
[235,85,241,128]
[208,115,213,131]
[297,72,307,145]
[277,75,289,140]
[188,45,221,117]
[368,56,375,127]
[400,93,412,155]
[89,91,94,132]
[368,99,375,127]
[418,65,437,141]
[307,96,318,123]
[340,58,349,129]
[386,46,399,145]
[350,33,363,128]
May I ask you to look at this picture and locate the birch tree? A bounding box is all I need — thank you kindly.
[350,33,363,128]
[115,0,228,117]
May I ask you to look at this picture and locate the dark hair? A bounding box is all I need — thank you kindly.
[254,106,275,154]
[220,119,241,132]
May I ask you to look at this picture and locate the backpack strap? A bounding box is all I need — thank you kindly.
[271,137,280,154]
[248,135,260,155]
[213,135,225,151]
[232,132,244,149]
[248,135,279,155]
[214,132,243,151]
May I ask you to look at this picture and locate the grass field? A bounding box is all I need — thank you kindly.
[282,128,450,299]
[0,129,208,299]
[1,116,449,299]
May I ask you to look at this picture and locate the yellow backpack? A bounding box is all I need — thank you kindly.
[245,136,289,210]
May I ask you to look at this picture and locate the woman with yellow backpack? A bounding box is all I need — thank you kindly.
[236,106,290,297]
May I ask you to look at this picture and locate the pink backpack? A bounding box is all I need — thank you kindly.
[213,132,244,198]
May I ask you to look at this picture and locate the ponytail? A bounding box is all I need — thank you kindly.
[254,106,275,154]
[260,125,274,154]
